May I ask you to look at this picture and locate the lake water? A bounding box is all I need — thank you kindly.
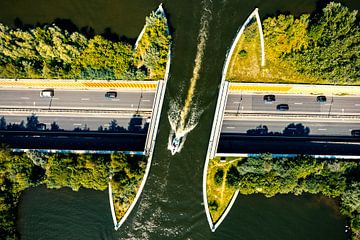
[4,0,358,239]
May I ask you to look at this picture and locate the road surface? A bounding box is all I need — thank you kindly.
[0,89,155,110]
[222,118,360,136]
[226,93,360,114]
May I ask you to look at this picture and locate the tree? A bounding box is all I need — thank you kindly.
[0,116,6,130]
[226,166,240,187]
[214,169,224,185]
[26,114,39,130]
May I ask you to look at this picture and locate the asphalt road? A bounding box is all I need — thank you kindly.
[0,114,149,131]
[226,93,360,114]
[222,118,360,136]
[0,89,155,110]
[1,89,359,115]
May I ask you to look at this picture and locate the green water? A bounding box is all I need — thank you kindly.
[4,0,358,239]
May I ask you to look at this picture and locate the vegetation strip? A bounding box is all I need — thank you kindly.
[227,2,359,85]
[203,8,265,231]
[0,148,146,239]
[0,3,170,81]
[109,3,171,230]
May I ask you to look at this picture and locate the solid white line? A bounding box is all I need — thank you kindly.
[318,128,327,131]
[20,97,30,100]
[294,102,303,105]
[355,104,360,106]
[233,101,241,104]
[226,126,235,129]
[73,123,82,126]
[81,98,89,101]
[141,99,150,102]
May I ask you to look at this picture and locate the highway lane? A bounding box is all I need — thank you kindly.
[0,89,155,110]
[1,89,359,115]
[222,118,360,136]
[0,114,149,131]
[226,93,360,114]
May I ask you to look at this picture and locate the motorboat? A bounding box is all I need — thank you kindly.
[170,133,182,155]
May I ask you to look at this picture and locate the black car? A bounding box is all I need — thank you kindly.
[276,104,289,111]
[316,95,327,103]
[105,91,117,98]
[351,130,360,137]
[264,94,276,102]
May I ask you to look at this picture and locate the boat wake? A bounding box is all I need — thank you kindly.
[167,0,212,155]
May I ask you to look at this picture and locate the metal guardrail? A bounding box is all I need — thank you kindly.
[0,107,152,115]
[224,111,360,119]
[0,130,147,137]
[220,133,360,141]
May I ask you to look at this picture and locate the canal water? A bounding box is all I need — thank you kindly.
[3,0,358,239]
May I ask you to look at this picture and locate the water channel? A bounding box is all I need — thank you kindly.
[2,0,359,239]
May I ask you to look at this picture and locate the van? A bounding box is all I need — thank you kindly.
[40,89,54,98]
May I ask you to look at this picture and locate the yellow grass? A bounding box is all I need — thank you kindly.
[207,157,241,223]
[226,22,322,84]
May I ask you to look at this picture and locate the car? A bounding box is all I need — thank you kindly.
[40,89,54,98]
[316,95,327,103]
[351,130,360,137]
[105,91,117,98]
[276,104,289,111]
[263,94,276,103]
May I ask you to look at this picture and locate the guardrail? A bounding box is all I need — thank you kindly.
[224,111,360,119]
[0,130,147,137]
[0,107,152,116]
[219,133,360,142]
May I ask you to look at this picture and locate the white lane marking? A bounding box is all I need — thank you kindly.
[294,102,303,105]
[355,104,360,106]
[142,99,150,102]
[21,97,30,100]
[73,123,82,126]
[233,101,241,104]
[226,126,235,129]
[111,99,120,102]
[52,98,59,100]
[318,128,327,131]
[81,98,90,101]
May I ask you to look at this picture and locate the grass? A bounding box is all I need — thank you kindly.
[226,21,324,84]
[207,156,241,223]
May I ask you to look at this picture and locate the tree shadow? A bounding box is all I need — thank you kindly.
[0,114,149,133]
[11,17,135,43]
[246,123,310,136]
